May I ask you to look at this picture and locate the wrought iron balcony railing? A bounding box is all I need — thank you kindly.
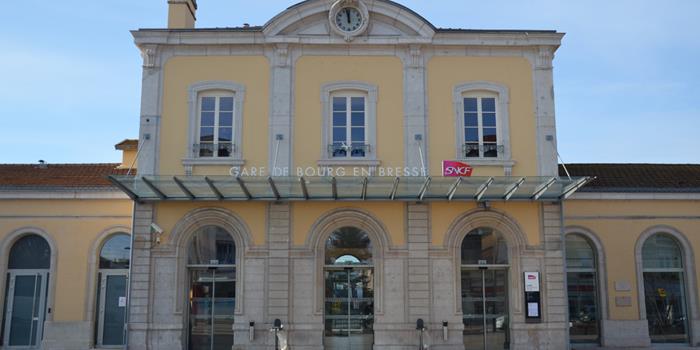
[328,143,371,158]
[194,143,236,158]
[463,143,504,158]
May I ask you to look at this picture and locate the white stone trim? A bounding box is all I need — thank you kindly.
[184,81,246,167]
[305,207,391,316]
[0,227,58,325]
[452,81,513,174]
[319,81,378,165]
[634,225,699,345]
[444,207,528,316]
[168,207,253,316]
[564,226,610,344]
[84,227,131,347]
[0,190,128,200]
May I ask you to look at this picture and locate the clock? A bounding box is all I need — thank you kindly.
[329,0,369,40]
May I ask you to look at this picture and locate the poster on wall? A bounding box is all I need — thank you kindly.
[524,272,540,292]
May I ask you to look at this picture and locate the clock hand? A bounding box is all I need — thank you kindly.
[345,9,351,25]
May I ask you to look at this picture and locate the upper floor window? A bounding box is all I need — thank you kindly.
[185,81,245,167]
[197,92,234,158]
[331,94,368,158]
[463,95,499,158]
[453,82,512,166]
[320,82,378,165]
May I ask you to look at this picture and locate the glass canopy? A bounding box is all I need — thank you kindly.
[108,175,591,202]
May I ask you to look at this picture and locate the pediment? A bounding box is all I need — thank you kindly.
[263,0,435,40]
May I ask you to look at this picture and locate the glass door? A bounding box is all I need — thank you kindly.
[324,268,374,350]
[462,268,509,350]
[188,268,235,350]
[2,271,48,348]
[97,271,128,346]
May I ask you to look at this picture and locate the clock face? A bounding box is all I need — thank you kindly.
[334,7,363,33]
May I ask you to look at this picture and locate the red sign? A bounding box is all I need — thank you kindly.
[442,161,473,177]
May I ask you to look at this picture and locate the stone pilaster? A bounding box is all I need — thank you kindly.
[268,45,293,173]
[533,46,559,177]
[126,203,154,350]
[402,46,429,175]
[266,203,291,326]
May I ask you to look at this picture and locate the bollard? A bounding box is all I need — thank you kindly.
[416,318,425,349]
[272,319,283,350]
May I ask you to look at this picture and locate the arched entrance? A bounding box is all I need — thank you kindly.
[95,233,130,347]
[565,234,600,344]
[641,233,689,344]
[323,227,374,350]
[186,226,236,350]
[460,227,510,350]
[1,234,51,348]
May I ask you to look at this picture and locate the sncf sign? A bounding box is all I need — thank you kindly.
[442,161,473,177]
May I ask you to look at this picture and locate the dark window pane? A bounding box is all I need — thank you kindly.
[100,234,130,269]
[483,113,496,127]
[219,112,233,127]
[199,127,214,142]
[465,128,478,142]
[333,112,346,127]
[332,97,346,111]
[566,235,595,269]
[201,97,215,111]
[568,271,599,343]
[351,128,365,142]
[464,113,478,127]
[200,112,215,127]
[217,143,232,157]
[333,128,346,143]
[643,234,683,269]
[218,128,232,142]
[464,98,478,112]
[644,271,688,343]
[9,235,50,269]
[325,227,373,265]
[351,97,365,112]
[460,227,508,265]
[483,128,497,142]
[464,143,479,158]
[351,112,365,127]
[350,143,366,157]
[188,226,236,265]
[219,97,234,111]
[482,98,496,112]
[198,143,213,157]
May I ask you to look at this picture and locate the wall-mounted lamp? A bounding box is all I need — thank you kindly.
[150,222,164,245]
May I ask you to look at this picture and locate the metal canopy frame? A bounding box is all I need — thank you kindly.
[108,175,593,203]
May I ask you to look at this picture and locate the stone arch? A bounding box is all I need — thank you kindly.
[170,207,253,315]
[307,207,390,315]
[84,226,131,332]
[0,227,58,322]
[635,224,699,343]
[564,226,610,333]
[445,207,527,315]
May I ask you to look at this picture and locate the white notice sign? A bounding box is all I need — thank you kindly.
[118,297,127,307]
[524,272,540,292]
[527,302,539,317]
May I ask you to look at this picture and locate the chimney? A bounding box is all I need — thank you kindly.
[168,0,197,29]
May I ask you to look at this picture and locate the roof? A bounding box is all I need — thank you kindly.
[0,163,132,190]
[115,139,138,151]
[560,164,700,193]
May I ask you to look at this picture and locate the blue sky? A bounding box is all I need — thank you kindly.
[1,0,698,164]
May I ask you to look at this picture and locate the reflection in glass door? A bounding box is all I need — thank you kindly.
[2,272,48,348]
[324,268,374,350]
[462,268,509,350]
[188,268,235,350]
[97,273,128,346]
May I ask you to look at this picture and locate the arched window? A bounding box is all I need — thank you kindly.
[2,234,51,347]
[460,227,509,350]
[323,227,374,349]
[565,234,600,344]
[642,233,689,344]
[95,233,130,347]
[187,226,236,350]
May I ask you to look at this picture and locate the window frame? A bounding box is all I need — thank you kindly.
[320,81,379,166]
[453,82,513,167]
[184,81,246,167]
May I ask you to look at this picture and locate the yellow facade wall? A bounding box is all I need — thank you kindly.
[294,56,404,171]
[0,199,132,322]
[564,199,700,321]
[431,202,542,247]
[427,56,536,177]
[159,56,270,175]
[292,202,405,247]
[154,202,268,246]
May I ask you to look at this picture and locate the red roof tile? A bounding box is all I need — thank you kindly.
[560,164,700,192]
[0,163,132,189]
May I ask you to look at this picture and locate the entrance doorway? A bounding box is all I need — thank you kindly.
[324,227,374,350]
[1,235,51,349]
[95,233,130,347]
[460,227,510,350]
[186,226,236,350]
